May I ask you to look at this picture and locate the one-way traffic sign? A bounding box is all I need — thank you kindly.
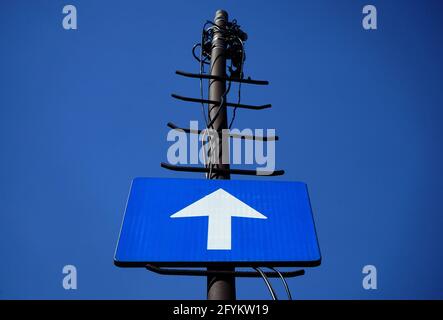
[114,177,321,267]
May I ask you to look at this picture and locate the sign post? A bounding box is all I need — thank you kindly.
[206,9,235,300]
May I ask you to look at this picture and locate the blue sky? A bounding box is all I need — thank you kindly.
[1,0,443,299]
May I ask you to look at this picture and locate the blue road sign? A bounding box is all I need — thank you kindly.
[114,177,321,267]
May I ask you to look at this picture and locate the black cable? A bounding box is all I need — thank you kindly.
[207,69,232,129]
[196,21,219,173]
[193,21,227,129]
[201,37,228,131]
[254,267,277,300]
[196,20,222,128]
[199,43,208,128]
[229,37,245,129]
[206,78,231,179]
[269,267,292,300]
[193,18,246,178]
[198,19,244,130]
[192,43,209,64]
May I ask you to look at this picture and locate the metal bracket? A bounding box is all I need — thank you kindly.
[146,264,305,278]
[176,70,269,85]
[171,93,271,110]
[161,162,285,177]
[167,122,279,141]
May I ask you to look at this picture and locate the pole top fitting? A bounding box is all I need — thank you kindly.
[215,9,228,21]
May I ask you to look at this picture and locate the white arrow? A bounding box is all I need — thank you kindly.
[170,188,267,250]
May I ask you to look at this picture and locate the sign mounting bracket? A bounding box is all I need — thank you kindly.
[146,264,305,278]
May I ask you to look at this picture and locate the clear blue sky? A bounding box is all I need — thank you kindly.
[1,0,443,299]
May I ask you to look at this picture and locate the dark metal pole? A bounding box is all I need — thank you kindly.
[206,9,236,300]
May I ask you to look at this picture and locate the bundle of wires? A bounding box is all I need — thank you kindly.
[193,19,246,178]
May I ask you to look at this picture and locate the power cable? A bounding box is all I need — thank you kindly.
[269,267,293,300]
[254,267,277,300]
[192,19,246,179]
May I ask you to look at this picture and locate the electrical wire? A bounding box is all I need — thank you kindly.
[193,19,246,179]
[208,81,232,178]
[198,22,224,177]
[254,267,278,300]
[195,19,245,132]
[229,37,244,129]
[198,22,215,128]
[268,267,293,300]
[197,22,214,177]
[194,21,222,129]
[206,59,232,179]
[192,43,209,65]
[202,133,211,179]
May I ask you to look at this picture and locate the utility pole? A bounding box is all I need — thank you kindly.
[206,9,236,300]
[162,8,283,299]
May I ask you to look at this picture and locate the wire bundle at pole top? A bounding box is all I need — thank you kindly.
[193,19,247,178]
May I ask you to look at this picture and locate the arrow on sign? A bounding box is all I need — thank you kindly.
[170,188,267,250]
